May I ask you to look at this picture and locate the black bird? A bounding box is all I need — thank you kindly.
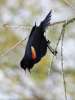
[20,10,57,72]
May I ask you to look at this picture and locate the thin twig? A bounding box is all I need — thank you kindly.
[49,17,75,71]
[49,28,63,72]
[49,19,74,73]
[0,18,75,58]
[49,22,65,73]
[59,18,75,100]
[48,19,70,73]
[0,19,66,58]
[61,23,67,100]
[0,38,26,57]
[0,18,72,29]
[61,17,75,100]
[50,17,75,100]
[50,20,65,26]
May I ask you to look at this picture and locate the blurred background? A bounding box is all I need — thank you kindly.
[0,0,75,100]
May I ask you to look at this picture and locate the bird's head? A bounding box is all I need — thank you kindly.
[20,58,33,72]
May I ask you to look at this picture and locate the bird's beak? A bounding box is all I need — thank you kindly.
[25,69,26,74]
[23,65,26,74]
[35,22,36,26]
[28,69,31,74]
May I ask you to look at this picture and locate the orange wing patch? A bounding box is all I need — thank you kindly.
[31,46,37,60]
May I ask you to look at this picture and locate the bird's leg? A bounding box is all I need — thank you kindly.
[47,40,57,56]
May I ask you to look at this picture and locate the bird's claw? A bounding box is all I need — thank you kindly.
[52,50,57,56]
[47,40,51,44]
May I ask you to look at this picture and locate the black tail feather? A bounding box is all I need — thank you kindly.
[40,10,52,31]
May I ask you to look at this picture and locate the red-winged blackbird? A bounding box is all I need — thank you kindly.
[20,10,57,72]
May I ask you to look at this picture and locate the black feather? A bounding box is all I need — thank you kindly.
[40,10,52,31]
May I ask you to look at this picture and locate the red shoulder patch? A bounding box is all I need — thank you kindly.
[31,46,37,60]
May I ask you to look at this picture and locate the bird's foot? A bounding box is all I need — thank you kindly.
[47,44,57,56]
[47,40,51,44]
[52,50,57,56]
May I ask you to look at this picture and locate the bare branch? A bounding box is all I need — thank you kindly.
[60,17,75,100]
[49,17,75,100]
[0,38,26,57]
[0,17,75,58]
[61,22,67,100]
[50,20,66,26]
